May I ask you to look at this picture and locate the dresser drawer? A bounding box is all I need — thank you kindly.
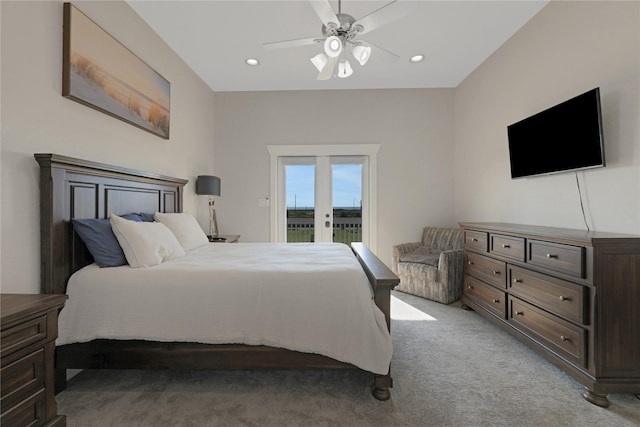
[465,252,506,289]
[0,387,46,427]
[464,230,488,252]
[1,294,67,426]
[509,296,586,368]
[490,234,525,262]
[527,240,586,278]
[0,315,48,359]
[1,348,46,412]
[464,275,506,319]
[509,265,586,325]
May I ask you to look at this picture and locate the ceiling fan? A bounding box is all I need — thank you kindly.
[262,0,405,80]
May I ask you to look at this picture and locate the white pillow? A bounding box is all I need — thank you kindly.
[154,212,209,251]
[110,214,185,268]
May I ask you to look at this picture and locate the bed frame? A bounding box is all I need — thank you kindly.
[35,153,399,400]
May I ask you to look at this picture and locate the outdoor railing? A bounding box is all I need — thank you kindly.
[287,215,362,245]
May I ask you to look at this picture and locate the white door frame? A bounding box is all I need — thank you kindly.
[267,144,380,251]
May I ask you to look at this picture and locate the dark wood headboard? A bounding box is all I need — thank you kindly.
[35,154,188,295]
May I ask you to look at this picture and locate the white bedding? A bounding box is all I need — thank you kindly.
[57,243,392,374]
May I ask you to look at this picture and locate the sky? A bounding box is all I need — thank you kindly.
[286,164,362,209]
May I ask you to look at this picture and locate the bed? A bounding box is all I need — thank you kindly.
[35,153,399,400]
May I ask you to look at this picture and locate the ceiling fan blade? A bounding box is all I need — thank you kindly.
[359,40,400,61]
[263,36,322,50]
[354,0,408,35]
[317,56,337,80]
[308,0,339,27]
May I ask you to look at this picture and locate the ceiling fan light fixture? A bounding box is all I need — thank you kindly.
[352,45,371,66]
[310,53,328,72]
[324,36,343,58]
[261,0,405,81]
[338,60,353,78]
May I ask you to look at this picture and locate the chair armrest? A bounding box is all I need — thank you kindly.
[391,242,422,273]
[438,248,465,287]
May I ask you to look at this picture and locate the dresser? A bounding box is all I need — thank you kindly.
[459,222,640,407]
[1,294,68,426]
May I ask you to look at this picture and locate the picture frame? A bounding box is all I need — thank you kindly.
[62,3,170,139]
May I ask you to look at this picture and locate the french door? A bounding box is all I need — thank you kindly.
[268,145,379,249]
[279,155,367,244]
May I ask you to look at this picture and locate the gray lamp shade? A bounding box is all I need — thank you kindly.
[196,175,221,196]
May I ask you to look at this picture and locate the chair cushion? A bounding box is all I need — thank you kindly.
[399,246,441,266]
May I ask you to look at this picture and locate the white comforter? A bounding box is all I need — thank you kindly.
[57,243,392,374]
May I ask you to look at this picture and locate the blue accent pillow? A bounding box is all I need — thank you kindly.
[72,213,143,267]
[138,212,156,222]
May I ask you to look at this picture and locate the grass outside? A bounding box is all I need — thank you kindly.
[287,209,362,244]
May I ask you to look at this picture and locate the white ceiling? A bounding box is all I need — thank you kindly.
[127,0,548,92]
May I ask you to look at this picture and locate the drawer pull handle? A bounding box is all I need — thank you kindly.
[502,244,511,248]
[471,238,478,242]
[514,311,524,316]
[560,335,571,342]
[492,270,500,275]
[559,295,571,301]
[468,261,474,265]
[467,285,473,290]
[513,279,523,283]
[546,253,558,259]
[492,299,500,303]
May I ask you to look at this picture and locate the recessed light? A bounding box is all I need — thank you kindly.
[245,58,259,66]
[410,54,424,63]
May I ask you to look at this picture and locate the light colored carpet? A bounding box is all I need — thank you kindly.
[57,291,640,426]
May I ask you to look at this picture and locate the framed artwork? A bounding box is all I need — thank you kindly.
[62,3,170,139]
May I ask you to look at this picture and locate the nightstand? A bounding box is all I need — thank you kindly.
[208,235,240,243]
[1,293,68,427]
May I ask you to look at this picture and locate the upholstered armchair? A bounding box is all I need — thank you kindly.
[392,227,464,304]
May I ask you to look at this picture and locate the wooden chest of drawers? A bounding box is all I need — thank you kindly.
[1,294,67,427]
[460,222,640,408]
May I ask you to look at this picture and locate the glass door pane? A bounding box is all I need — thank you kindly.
[285,163,315,242]
[332,161,363,245]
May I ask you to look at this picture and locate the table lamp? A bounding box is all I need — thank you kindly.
[196,175,221,238]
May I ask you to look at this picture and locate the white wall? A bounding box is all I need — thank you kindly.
[4,1,636,297]
[1,1,216,293]
[454,1,640,234]
[213,89,455,265]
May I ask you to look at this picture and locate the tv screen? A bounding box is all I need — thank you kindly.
[507,88,605,179]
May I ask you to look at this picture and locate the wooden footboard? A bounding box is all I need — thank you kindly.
[351,242,399,332]
[36,154,399,400]
[351,242,399,399]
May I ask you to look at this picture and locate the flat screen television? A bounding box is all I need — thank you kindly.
[507,88,605,179]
